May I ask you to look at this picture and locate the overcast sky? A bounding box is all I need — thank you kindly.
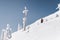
[0,0,60,39]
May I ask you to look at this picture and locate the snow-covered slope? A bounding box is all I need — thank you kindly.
[9,9,60,40]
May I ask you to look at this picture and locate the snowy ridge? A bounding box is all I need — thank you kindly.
[29,10,60,28]
[31,10,60,26]
[8,4,60,40]
[9,9,60,40]
[43,10,60,22]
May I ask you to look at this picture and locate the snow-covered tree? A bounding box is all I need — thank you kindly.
[17,24,21,31]
[27,26,30,32]
[0,27,11,40]
[1,29,5,40]
[6,24,12,39]
[56,3,60,10]
[56,14,59,17]
[22,6,28,31]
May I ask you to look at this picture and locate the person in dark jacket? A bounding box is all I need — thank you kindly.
[41,18,43,23]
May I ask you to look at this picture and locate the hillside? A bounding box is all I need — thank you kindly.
[9,4,60,40]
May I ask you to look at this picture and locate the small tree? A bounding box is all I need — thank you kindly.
[6,24,12,40]
[17,24,21,31]
[1,29,5,40]
[56,14,59,17]
[26,25,30,32]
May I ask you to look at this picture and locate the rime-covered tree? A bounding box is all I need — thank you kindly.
[17,24,21,31]
[1,29,5,40]
[22,6,28,31]
[6,24,12,39]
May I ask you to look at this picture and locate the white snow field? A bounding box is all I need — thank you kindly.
[9,5,60,40]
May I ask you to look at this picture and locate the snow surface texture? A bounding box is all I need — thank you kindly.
[9,9,60,40]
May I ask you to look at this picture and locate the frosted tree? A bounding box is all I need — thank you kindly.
[23,17,26,31]
[1,28,11,40]
[17,24,21,31]
[22,6,28,31]
[5,24,12,40]
[1,29,5,40]
[56,3,60,10]
[27,26,30,32]
[56,14,59,17]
